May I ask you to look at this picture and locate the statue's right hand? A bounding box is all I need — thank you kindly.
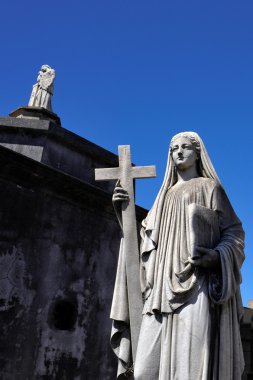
[112,186,129,204]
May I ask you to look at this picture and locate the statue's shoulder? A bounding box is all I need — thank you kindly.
[199,177,221,191]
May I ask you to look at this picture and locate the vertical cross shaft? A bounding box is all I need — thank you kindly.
[95,145,156,363]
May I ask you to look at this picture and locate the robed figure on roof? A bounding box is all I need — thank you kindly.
[28,64,55,111]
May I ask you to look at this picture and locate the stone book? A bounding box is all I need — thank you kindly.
[188,204,220,259]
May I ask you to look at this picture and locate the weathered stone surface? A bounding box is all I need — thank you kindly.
[0,142,43,161]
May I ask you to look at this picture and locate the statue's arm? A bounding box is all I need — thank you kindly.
[212,184,244,258]
[189,184,244,271]
[209,184,244,303]
[40,70,55,91]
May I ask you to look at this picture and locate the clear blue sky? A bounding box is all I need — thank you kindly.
[0,0,252,305]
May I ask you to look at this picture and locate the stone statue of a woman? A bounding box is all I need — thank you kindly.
[111,132,245,379]
[28,64,55,111]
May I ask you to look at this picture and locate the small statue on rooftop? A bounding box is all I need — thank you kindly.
[28,65,55,112]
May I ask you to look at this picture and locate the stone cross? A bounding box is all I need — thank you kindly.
[95,145,156,362]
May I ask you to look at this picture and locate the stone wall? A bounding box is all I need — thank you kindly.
[242,308,253,379]
[0,115,146,379]
[0,145,122,379]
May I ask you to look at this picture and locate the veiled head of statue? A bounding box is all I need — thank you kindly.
[139,131,221,232]
[41,64,51,73]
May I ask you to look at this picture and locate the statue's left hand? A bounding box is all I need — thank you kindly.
[188,247,221,269]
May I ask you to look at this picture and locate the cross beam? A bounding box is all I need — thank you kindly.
[95,145,156,363]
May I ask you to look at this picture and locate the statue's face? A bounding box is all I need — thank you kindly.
[171,136,198,171]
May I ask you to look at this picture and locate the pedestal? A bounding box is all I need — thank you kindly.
[9,106,61,126]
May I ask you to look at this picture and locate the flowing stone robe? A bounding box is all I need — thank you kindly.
[111,177,245,380]
[28,67,55,111]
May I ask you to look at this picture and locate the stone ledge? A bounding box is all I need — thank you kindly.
[0,114,118,166]
[9,106,61,126]
[0,143,147,221]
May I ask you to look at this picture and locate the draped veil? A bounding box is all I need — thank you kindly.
[141,132,221,255]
